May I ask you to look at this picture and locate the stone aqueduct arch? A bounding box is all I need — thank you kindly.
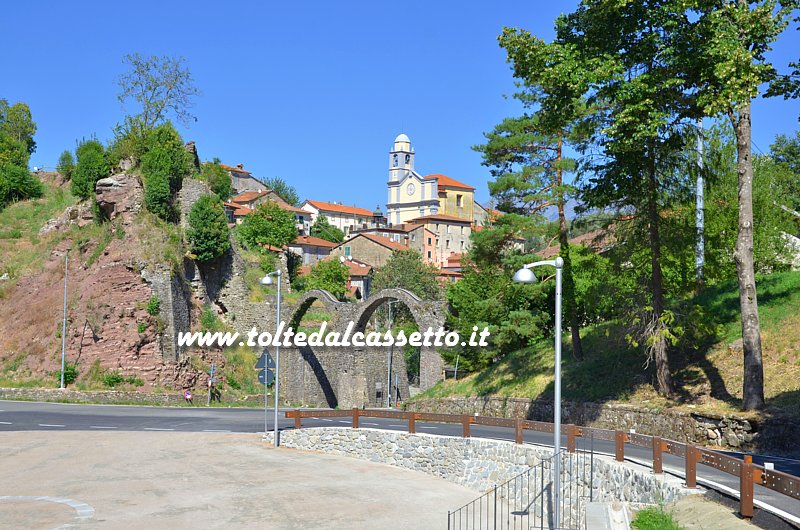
[278,288,448,408]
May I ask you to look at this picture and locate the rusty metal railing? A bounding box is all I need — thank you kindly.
[284,408,800,522]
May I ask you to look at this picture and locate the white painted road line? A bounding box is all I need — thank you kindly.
[337,420,349,424]
[202,429,231,433]
[0,421,12,425]
[388,424,404,428]
[364,422,379,426]
[38,424,65,427]
[89,426,118,429]
[143,428,175,431]
[321,418,333,422]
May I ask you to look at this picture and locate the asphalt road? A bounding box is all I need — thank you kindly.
[1,400,798,524]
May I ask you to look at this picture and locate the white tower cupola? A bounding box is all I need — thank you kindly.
[389,133,415,183]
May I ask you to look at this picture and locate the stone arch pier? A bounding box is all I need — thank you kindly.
[279,288,448,408]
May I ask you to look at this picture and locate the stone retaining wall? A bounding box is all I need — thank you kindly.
[265,427,691,525]
[0,387,267,406]
[406,397,799,455]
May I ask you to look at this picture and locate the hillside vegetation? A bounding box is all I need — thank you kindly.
[418,270,800,416]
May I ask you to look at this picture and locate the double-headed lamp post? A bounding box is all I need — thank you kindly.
[513,256,563,530]
[260,269,282,447]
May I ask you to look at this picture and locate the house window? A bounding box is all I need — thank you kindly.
[427,237,432,245]
[427,251,431,259]
[446,224,452,234]
[460,240,465,250]
[456,194,463,207]
[460,225,465,235]
[344,246,351,257]
[411,234,416,242]
[446,239,450,249]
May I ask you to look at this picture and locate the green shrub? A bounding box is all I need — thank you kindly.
[72,139,108,200]
[56,150,75,180]
[0,163,43,207]
[141,122,192,194]
[198,161,232,200]
[143,171,175,221]
[236,200,298,252]
[54,361,79,386]
[200,306,224,332]
[631,507,683,530]
[0,133,29,168]
[147,295,161,316]
[305,259,349,300]
[188,195,230,261]
[102,370,124,388]
[137,321,147,333]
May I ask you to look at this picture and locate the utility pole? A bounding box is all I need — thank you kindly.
[696,119,705,287]
[60,255,68,389]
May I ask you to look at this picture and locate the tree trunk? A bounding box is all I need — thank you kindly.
[556,134,583,360]
[731,104,765,410]
[647,150,673,396]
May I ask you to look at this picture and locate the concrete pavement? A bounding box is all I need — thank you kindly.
[0,431,476,529]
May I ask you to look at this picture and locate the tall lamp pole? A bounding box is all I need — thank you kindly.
[386,300,401,407]
[513,256,563,529]
[260,269,282,446]
[60,255,69,389]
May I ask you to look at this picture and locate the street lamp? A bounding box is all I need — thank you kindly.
[260,270,282,447]
[385,300,401,408]
[513,256,564,530]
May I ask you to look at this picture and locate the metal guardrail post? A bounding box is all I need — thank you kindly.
[462,415,471,438]
[652,436,663,474]
[685,445,697,488]
[566,424,577,453]
[408,412,416,434]
[493,484,498,530]
[740,455,755,519]
[352,407,359,429]
[293,409,301,430]
[615,431,625,462]
[515,418,523,444]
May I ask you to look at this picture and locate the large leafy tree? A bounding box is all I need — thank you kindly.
[199,160,232,200]
[372,249,443,300]
[187,195,230,261]
[679,0,796,409]
[0,99,36,156]
[0,163,43,207]
[236,200,298,252]
[305,259,349,300]
[117,53,200,131]
[310,214,345,243]
[501,1,697,396]
[474,112,585,359]
[263,176,300,207]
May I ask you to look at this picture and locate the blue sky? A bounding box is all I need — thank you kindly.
[2,1,798,210]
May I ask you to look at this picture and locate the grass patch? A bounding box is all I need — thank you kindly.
[417,270,800,416]
[221,345,261,396]
[631,506,684,530]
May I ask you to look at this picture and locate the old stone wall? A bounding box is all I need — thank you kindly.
[406,397,800,455]
[264,427,691,525]
[141,268,192,362]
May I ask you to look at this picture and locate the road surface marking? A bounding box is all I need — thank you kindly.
[0,421,12,425]
[38,424,64,427]
[143,427,175,431]
[364,422,379,426]
[202,429,231,433]
[89,426,117,429]
[388,424,404,427]
[321,418,333,422]
[338,420,349,424]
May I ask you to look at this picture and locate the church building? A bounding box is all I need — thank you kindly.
[385,134,478,226]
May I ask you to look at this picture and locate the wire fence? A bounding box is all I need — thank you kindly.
[447,443,596,530]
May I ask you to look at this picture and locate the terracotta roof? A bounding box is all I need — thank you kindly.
[297,257,373,277]
[293,235,338,249]
[342,257,373,276]
[437,269,463,276]
[261,243,287,253]
[409,213,472,224]
[445,253,464,266]
[231,190,268,203]
[426,174,476,191]
[219,163,252,175]
[278,203,308,214]
[356,233,410,251]
[232,206,253,217]
[304,200,374,217]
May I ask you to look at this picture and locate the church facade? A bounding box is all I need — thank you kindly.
[386,133,480,226]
